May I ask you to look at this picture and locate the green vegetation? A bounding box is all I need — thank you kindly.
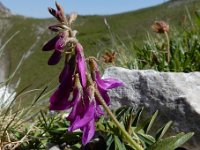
[102,16,200,72]
[1,107,193,149]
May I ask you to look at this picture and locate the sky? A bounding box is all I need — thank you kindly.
[1,0,168,18]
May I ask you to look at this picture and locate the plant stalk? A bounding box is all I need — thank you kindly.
[95,89,143,150]
[164,31,170,63]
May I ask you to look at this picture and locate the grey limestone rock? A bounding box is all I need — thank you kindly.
[103,67,200,149]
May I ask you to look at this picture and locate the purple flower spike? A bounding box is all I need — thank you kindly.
[48,51,62,65]
[75,43,86,87]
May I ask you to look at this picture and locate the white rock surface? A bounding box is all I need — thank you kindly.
[103,67,200,149]
[0,86,16,108]
[49,145,60,150]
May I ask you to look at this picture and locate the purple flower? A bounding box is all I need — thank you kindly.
[49,56,75,110]
[55,31,69,51]
[75,43,86,87]
[67,83,101,145]
[48,51,62,65]
[89,59,123,105]
[42,31,69,65]
[42,35,60,51]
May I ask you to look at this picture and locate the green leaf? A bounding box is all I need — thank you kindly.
[155,121,172,140]
[132,107,144,126]
[172,132,194,148]
[145,110,158,134]
[50,127,68,133]
[114,136,126,150]
[106,135,114,150]
[147,132,194,150]
[70,143,81,150]
[137,133,155,146]
[116,106,132,121]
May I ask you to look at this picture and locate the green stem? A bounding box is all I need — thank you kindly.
[95,89,143,150]
[164,31,170,64]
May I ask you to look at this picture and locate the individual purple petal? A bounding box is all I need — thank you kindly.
[59,64,69,83]
[66,88,82,121]
[42,35,59,51]
[56,10,62,20]
[55,31,68,51]
[69,101,95,131]
[55,38,64,51]
[82,119,95,145]
[95,71,123,90]
[103,78,124,89]
[59,56,75,83]
[49,83,72,110]
[50,89,70,110]
[50,63,74,110]
[55,2,66,22]
[97,87,111,105]
[75,43,86,87]
[48,7,57,18]
[49,76,73,110]
[48,51,62,65]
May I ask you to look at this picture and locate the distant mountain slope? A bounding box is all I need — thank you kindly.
[0,0,200,92]
[0,2,11,16]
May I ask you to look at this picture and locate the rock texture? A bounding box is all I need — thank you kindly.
[103,67,200,149]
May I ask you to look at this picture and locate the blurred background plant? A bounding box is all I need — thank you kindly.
[98,10,200,72]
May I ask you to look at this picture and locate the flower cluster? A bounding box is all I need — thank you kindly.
[42,2,123,145]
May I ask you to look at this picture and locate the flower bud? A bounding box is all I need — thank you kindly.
[89,58,98,72]
[48,24,67,32]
